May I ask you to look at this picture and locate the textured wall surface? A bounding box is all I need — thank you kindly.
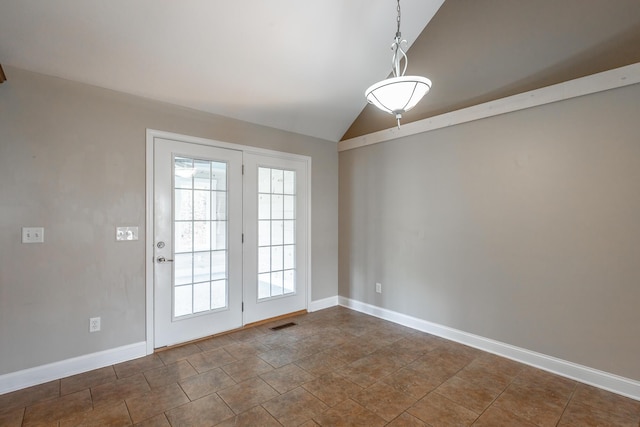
[0,67,338,375]
[340,84,640,381]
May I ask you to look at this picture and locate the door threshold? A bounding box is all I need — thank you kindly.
[154,309,308,353]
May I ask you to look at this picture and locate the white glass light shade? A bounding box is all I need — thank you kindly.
[365,76,432,116]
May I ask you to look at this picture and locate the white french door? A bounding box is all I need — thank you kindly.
[154,138,243,347]
[243,153,308,324]
[149,132,309,348]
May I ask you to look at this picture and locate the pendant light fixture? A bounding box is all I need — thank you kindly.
[365,0,431,128]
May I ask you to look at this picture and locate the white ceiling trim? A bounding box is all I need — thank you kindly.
[338,62,640,151]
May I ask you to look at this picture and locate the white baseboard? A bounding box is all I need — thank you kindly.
[308,295,339,312]
[338,296,640,401]
[0,341,147,395]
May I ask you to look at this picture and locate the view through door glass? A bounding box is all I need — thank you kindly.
[174,157,229,316]
[258,167,297,299]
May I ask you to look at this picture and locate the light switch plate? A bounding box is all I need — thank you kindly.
[116,226,139,241]
[22,227,44,243]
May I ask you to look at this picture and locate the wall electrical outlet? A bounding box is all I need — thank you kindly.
[116,226,138,241]
[22,227,44,243]
[89,317,101,333]
[376,282,382,293]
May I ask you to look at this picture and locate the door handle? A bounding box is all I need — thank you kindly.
[157,256,174,263]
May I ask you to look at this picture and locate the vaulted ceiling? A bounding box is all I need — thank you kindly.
[1,1,640,143]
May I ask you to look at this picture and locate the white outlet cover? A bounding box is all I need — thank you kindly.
[22,227,44,243]
[116,226,139,241]
[89,317,101,332]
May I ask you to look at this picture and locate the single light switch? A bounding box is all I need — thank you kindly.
[22,227,44,243]
[116,226,139,241]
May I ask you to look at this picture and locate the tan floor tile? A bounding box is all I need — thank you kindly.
[434,376,502,413]
[132,413,170,427]
[59,400,132,426]
[472,405,538,427]
[381,366,443,399]
[385,412,428,427]
[60,366,117,395]
[179,367,236,400]
[0,406,24,427]
[257,345,309,368]
[221,355,274,382]
[0,380,59,411]
[165,393,234,427]
[187,348,236,373]
[333,338,382,363]
[3,307,635,427]
[513,366,577,395]
[455,358,517,391]
[558,399,640,427]
[570,383,640,421]
[312,398,386,427]
[214,405,281,427]
[406,352,465,383]
[260,363,315,393]
[295,351,346,376]
[223,341,271,360]
[262,387,328,427]
[337,351,404,388]
[156,343,202,365]
[302,372,363,407]
[407,392,479,426]
[473,353,524,378]
[425,346,477,372]
[195,334,236,352]
[227,327,266,342]
[493,382,571,427]
[143,359,197,389]
[352,382,418,422]
[90,373,150,409]
[254,329,300,348]
[217,377,279,414]
[114,355,164,379]
[23,389,93,426]
[125,382,189,424]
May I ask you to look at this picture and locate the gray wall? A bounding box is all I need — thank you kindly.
[0,67,338,375]
[339,83,640,381]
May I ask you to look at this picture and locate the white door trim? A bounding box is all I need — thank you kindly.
[145,129,312,354]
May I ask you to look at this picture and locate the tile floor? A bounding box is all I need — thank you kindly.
[1,306,639,426]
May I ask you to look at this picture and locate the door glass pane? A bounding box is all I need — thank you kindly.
[193,191,211,220]
[175,285,193,317]
[212,221,227,250]
[194,161,211,190]
[174,157,194,189]
[213,192,227,220]
[258,194,270,220]
[193,282,211,313]
[211,280,226,309]
[257,166,296,300]
[258,220,270,246]
[173,156,229,318]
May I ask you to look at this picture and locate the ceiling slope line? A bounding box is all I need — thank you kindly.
[338,62,640,152]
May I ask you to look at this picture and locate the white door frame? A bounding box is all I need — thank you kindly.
[145,129,312,354]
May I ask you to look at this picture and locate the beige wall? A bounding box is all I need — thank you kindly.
[0,67,338,375]
[339,83,640,381]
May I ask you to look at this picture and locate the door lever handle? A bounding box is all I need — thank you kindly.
[157,256,174,263]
